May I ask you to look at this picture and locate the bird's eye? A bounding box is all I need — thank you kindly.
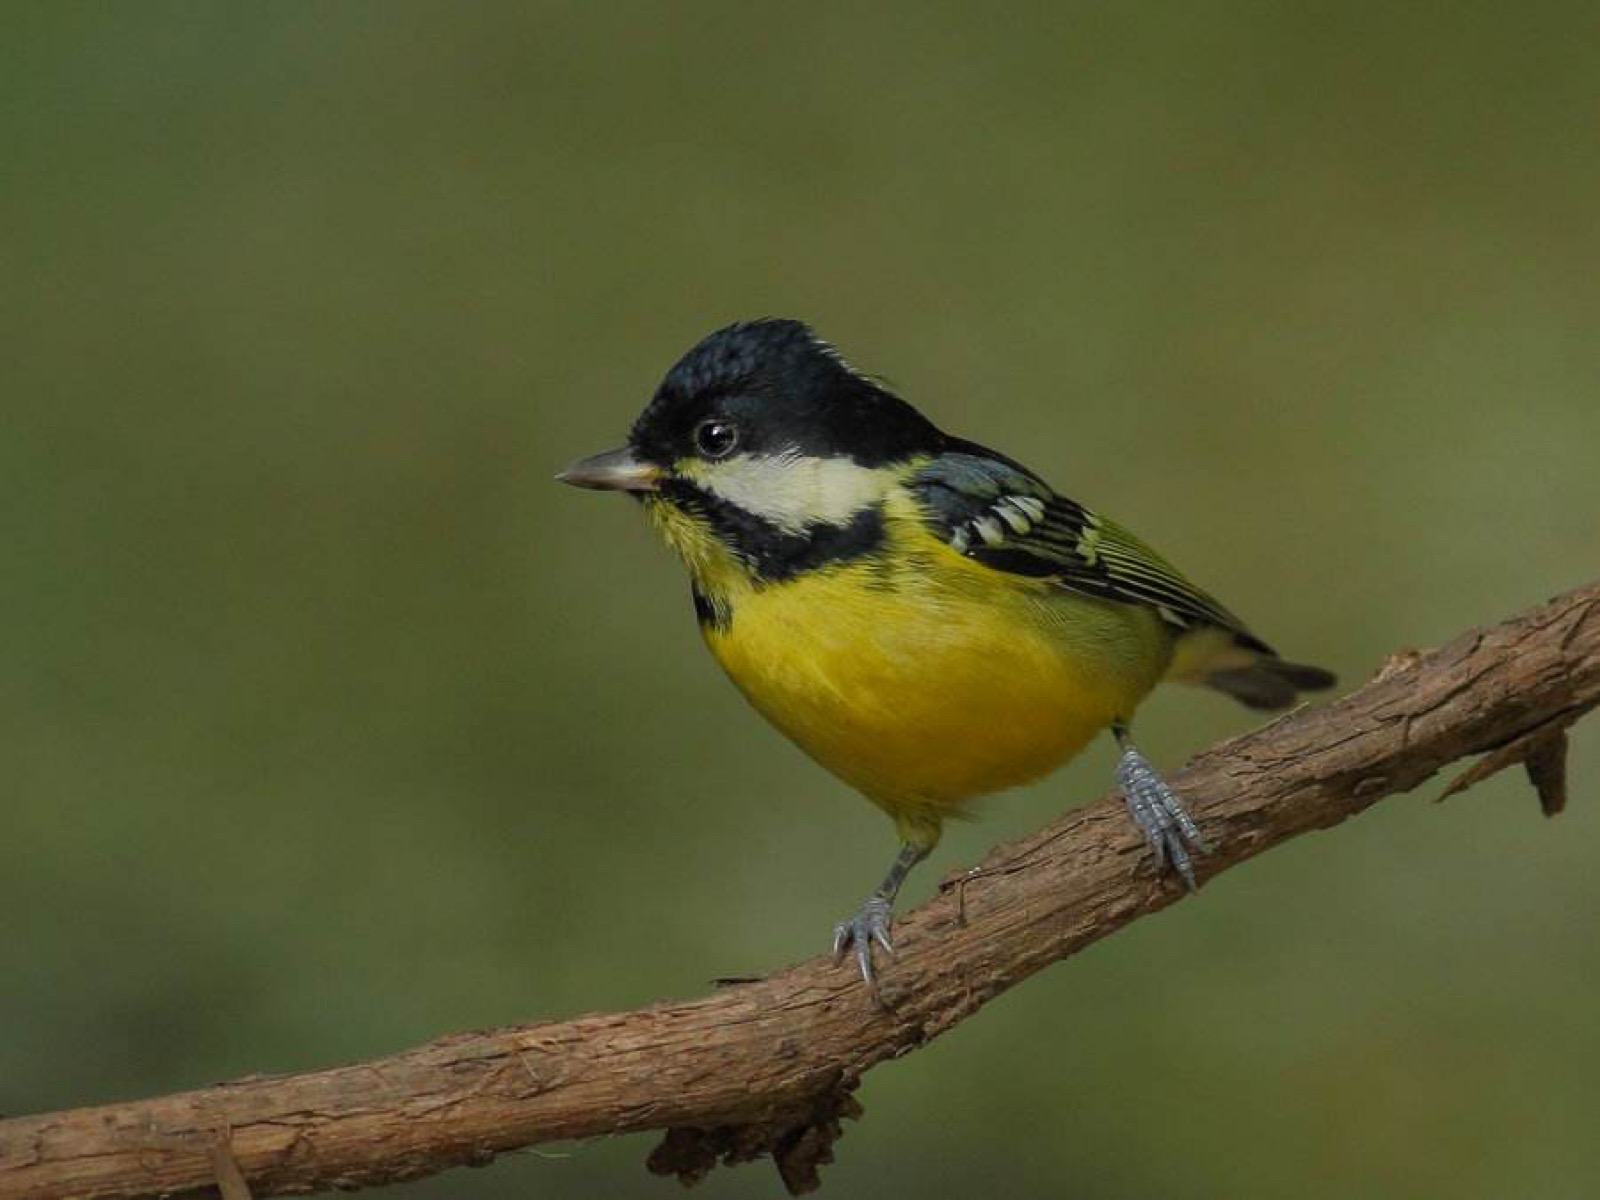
[694,419,739,459]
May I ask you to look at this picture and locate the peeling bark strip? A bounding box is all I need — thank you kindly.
[2,582,1597,1200]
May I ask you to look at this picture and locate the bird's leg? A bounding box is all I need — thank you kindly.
[1113,721,1210,890]
[832,842,929,988]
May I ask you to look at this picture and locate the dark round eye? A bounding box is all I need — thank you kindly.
[694,419,739,459]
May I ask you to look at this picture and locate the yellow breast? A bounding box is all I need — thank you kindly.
[702,516,1171,846]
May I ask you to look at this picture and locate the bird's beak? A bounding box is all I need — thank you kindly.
[555,446,662,492]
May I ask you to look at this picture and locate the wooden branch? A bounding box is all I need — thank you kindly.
[3,581,1597,1200]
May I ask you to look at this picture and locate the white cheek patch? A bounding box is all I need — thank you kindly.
[694,452,891,534]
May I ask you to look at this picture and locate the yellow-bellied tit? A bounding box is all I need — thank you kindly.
[560,319,1335,986]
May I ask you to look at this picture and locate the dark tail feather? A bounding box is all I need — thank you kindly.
[1206,658,1338,711]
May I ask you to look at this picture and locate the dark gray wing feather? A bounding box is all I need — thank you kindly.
[913,448,1268,649]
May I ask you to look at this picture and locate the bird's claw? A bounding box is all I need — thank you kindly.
[1117,745,1210,890]
[832,894,895,987]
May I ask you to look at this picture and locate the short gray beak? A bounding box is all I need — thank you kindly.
[556,446,662,492]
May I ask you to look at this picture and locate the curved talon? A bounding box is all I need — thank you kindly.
[832,894,895,987]
[1116,743,1209,891]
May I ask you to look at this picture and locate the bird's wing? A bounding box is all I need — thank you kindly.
[913,443,1271,651]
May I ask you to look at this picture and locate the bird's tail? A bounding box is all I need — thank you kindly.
[1205,657,1338,711]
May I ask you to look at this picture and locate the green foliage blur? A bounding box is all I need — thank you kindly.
[4,4,1598,1197]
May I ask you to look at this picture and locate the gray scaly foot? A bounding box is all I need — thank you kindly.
[832,894,895,988]
[1115,739,1209,890]
[831,842,928,989]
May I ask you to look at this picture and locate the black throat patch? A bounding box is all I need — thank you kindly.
[691,585,732,632]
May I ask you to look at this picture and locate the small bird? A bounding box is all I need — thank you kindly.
[560,319,1334,986]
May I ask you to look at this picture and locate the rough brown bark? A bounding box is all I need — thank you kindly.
[3,582,1597,1200]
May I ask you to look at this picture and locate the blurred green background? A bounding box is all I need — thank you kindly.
[4,3,1598,1197]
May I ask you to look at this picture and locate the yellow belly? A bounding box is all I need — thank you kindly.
[704,552,1170,847]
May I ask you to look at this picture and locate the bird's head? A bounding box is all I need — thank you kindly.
[559,319,944,584]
